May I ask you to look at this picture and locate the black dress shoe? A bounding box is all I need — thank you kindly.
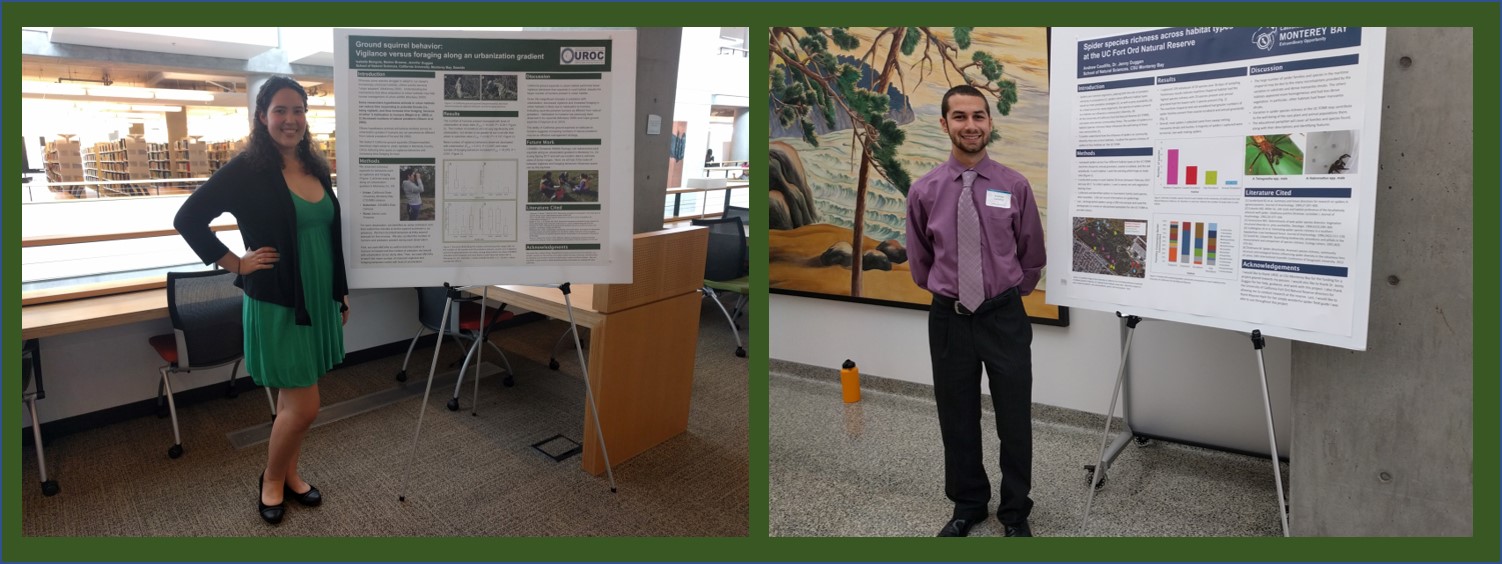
[258,473,285,525]
[1003,520,1033,537]
[937,515,986,537]
[284,482,322,507]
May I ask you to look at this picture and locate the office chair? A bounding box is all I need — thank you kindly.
[723,204,750,227]
[547,325,587,371]
[22,340,59,496]
[692,216,749,357]
[719,205,751,328]
[393,287,517,412]
[148,269,275,459]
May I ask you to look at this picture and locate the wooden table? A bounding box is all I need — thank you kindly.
[478,226,709,476]
[21,289,169,341]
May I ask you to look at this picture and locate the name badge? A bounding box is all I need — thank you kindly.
[986,189,1012,209]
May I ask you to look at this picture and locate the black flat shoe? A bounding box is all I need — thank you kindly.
[938,514,986,537]
[1003,520,1033,537]
[258,473,285,525]
[284,482,322,507]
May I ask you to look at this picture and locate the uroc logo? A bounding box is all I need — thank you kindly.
[1251,27,1279,51]
[561,47,607,65]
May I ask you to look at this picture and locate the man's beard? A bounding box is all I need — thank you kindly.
[950,130,989,154]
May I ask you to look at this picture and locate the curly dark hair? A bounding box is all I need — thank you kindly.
[242,75,330,178]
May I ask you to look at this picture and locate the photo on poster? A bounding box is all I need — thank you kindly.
[1305,130,1358,175]
[526,169,599,202]
[443,73,519,101]
[1072,217,1148,278]
[1244,133,1306,175]
[398,165,436,221]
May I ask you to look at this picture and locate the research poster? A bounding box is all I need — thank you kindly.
[1046,27,1385,350]
[335,29,636,288]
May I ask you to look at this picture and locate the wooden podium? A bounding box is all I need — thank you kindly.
[490,226,708,475]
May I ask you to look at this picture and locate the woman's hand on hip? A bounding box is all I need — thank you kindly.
[239,247,279,275]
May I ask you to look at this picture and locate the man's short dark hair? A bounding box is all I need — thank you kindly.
[941,85,990,117]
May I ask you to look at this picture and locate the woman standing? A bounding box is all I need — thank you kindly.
[175,76,348,525]
[401,167,424,220]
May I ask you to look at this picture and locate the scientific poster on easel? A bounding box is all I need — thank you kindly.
[334,29,636,288]
[1046,27,1385,350]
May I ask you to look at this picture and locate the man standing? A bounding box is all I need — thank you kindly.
[905,85,1046,537]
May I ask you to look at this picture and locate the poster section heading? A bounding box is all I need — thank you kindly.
[1077,27,1362,78]
[351,36,613,72]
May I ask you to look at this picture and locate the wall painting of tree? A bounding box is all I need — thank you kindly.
[768,27,1065,325]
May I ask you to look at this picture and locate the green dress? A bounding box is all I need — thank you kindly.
[243,192,345,389]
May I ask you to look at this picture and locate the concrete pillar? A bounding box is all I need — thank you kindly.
[731,107,749,162]
[165,110,188,142]
[247,74,274,130]
[630,28,682,233]
[1289,28,1473,536]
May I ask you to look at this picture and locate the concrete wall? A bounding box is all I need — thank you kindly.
[630,28,682,233]
[1289,27,1473,536]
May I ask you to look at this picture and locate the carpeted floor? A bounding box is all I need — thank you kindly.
[769,360,1290,537]
[20,303,749,537]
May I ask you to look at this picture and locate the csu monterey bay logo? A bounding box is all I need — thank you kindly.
[1251,27,1279,51]
[560,47,607,65]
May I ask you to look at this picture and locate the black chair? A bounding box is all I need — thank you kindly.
[148,269,275,459]
[393,287,516,412]
[691,216,749,357]
[719,205,751,327]
[22,340,59,496]
[723,205,750,227]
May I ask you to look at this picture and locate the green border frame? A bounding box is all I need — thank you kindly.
[5,3,1497,562]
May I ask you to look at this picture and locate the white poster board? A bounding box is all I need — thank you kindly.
[1047,27,1385,350]
[334,29,636,288]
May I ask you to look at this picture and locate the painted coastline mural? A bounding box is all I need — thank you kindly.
[768,27,1064,324]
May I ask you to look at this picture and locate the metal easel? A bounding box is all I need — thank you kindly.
[1080,312,1289,537]
[397,282,617,502]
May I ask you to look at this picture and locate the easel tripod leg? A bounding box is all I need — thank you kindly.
[399,292,455,502]
[560,285,617,493]
[1082,314,1141,532]
[1251,330,1290,537]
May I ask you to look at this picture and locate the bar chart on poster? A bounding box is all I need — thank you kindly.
[1157,137,1242,189]
[1153,216,1238,279]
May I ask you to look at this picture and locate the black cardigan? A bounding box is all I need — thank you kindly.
[174,154,349,326]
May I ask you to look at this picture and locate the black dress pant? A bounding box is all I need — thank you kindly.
[928,289,1034,525]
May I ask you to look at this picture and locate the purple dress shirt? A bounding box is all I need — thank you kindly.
[906,154,1046,299]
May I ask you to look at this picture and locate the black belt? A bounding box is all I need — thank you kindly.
[932,287,1019,316]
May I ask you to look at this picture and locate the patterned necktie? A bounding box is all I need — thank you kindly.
[957,169,984,312]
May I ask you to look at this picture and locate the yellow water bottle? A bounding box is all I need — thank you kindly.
[840,359,861,403]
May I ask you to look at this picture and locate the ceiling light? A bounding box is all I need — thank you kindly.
[152,89,216,102]
[22,81,86,96]
[87,85,154,99]
[129,104,183,112]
